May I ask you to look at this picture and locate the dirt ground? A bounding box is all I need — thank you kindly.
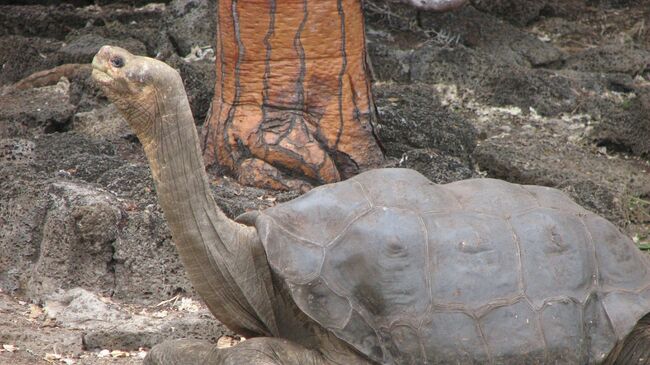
[2,0,650,364]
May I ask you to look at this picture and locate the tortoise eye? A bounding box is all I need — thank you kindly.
[110,56,125,68]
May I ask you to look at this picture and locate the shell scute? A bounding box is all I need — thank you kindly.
[261,178,371,246]
[584,294,618,362]
[423,212,520,310]
[510,209,595,308]
[583,214,650,290]
[540,300,586,364]
[602,290,650,339]
[259,218,324,284]
[334,309,385,363]
[288,278,351,330]
[386,324,424,365]
[322,208,429,319]
[420,311,489,364]
[479,300,546,364]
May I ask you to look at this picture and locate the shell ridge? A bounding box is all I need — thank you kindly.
[316,274,349,302]
[505,218,526,295]
[418,213,434,310]
[325,205,374,248]
[428,218,442,308]
[421,210,499,219]
[303,277,355,331]
[578,300,587,363]
[441,185,464,209]
[440,184,465,209]
[474,294,527,319]
[317,265,350,302]
[348,301,377,334]
[256,212,324,285]
[420,209,451,215]
[578,213,601,289]
[337,304,354,331]
[314,251,327,287]
[523,185,588,213]
[316,260,390,352]
[345,306,388,363]
[599,299,623,340]
[534,305,550,362]
[417,326,428,365]
[475,315,494,364]
[537,295,585,311]
[327,307,385,364]
[386,314,420,331]
[578,215,600,291]
[519,184,543,208]
[492,205,589,219]
[509,206,548,218]
[595,284,650,345]
[261,213,323,248]
[602,283,650,295]
[350,178,374,208]
[433,294,532,318]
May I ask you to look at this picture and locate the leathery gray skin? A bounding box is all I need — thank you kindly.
[92,46,650,365]
[92,46,372,365]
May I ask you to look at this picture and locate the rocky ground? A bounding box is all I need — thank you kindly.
[1,0,650,363]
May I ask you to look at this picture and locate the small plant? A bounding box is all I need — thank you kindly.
[638,243,650,251]
[365,1,460,48]
[423,29,461,47]
[628,195,650,223]
[621,98,634,110]
[627,196,650,251]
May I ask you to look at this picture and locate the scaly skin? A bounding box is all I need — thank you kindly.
[91,46,372,365]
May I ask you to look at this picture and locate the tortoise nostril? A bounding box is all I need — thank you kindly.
[98,45,112,60]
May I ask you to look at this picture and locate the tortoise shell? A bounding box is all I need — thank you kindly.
[252,168,650,364]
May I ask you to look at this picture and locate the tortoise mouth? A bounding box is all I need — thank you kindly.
[91,68,113,87]
[91,56,114,87]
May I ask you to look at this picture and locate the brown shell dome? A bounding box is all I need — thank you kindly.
[252,168,650,364]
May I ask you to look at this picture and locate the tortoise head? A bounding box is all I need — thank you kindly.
[91,45,185,140]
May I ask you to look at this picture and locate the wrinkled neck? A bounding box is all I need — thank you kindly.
[141,88,226,298]
[140,90,211,216]
[138,89,275,337]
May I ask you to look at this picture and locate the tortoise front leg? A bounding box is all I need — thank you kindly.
[144,338,330,365]
[144,339,215,365]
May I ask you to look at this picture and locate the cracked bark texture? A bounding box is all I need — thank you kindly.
[202,0,384,190]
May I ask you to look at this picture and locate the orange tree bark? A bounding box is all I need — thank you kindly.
[201,0,384,190]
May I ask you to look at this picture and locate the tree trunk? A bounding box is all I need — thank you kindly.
[202,0,384,189]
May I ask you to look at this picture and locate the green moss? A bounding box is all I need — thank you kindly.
[621,98,634,110]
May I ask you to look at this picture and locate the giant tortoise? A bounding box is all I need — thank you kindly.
[91,45,650,364]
